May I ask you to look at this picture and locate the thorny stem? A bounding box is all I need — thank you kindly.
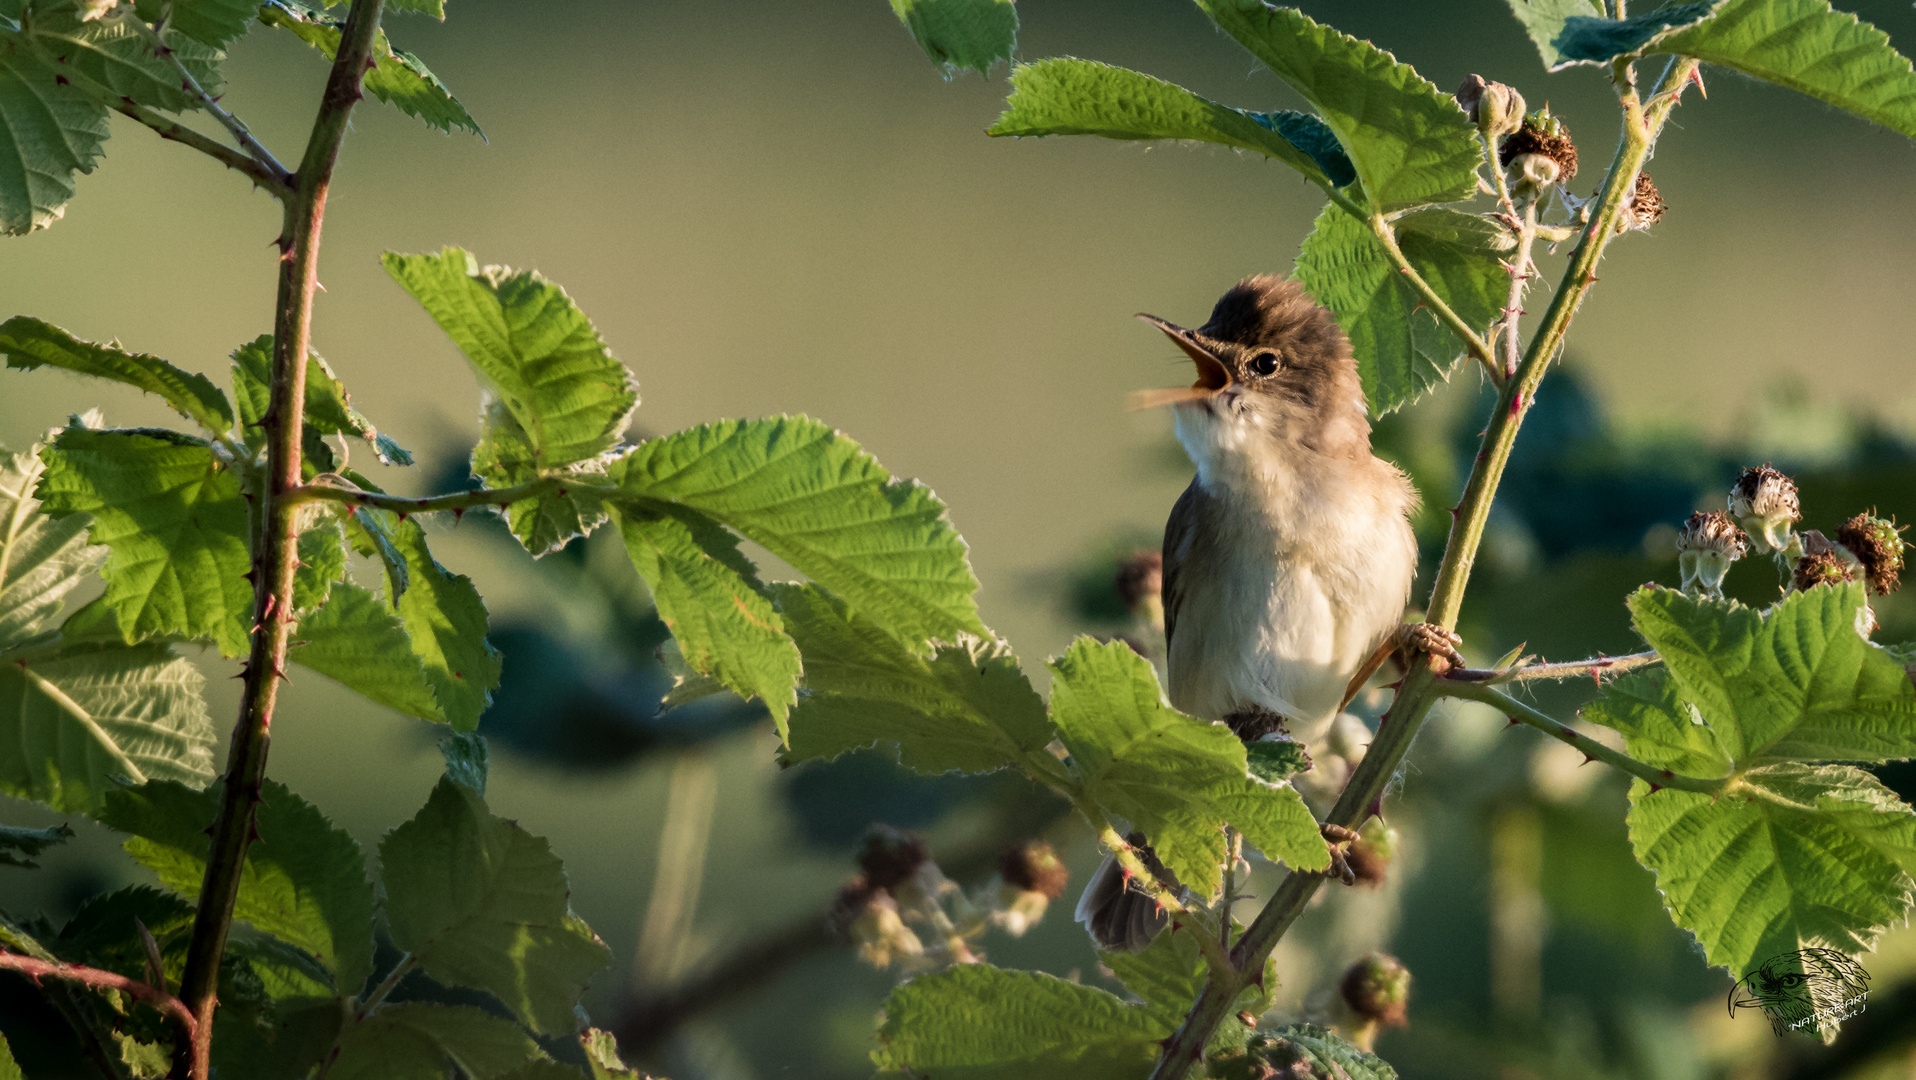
[1498,204,1539,380]
[0,952,199,1069]
[122,10,294,187]
[1218,828,1243,950]
[1433,681,1728,794]
[172,3,386,1077]
[1145,55,1702,1080]
[1444,648,1660,685]
[1368,213,1502,385]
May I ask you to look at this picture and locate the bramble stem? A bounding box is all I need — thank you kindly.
[0,952,198,1068]
[1368,213,1502,385]
[52,63,294,200]
[1444,649,1660,684]
[286,473,591,514]
[1498,203,1538,379]
[122,11,294,186]
[1144,55,1702,1080]
[173,3,386,1077]
[1432,680,1727,794]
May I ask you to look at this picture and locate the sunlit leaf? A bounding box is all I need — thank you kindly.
[2,317,234,434]
[0,446,101,646]
[259,2,482,137]
[133,0,257,50]
[20,3,224,113]
[873,964,1162,1079]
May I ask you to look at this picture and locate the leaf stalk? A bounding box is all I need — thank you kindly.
[122,11,294,188]
[0,951,199,1073]
[1433,679,1727,794]
[1367,213,1502,385]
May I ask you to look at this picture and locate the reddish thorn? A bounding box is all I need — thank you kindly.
[415,499,429,508]
[1506,715,1521,727]
[180,80,191,93]
[1648,783,1664,794]
[1447,505,1462,519]
[1558,729,1577,742]
[1661,769,1674,779]
[452,507,466,522]
[202,824,217,837]
[557,487,568,497]
[1509,392,1525,418]
[1687,66,1708,98]
[1581,754,1599,766]
[240,568,257,584]
[54,75,68,86]
[396,512,409,522]
[1367,796,1385,823]
[121,96,135,106]
[1582,272,1600,286]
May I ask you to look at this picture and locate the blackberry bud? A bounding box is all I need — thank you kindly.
[1794,549,1860,592]
[1115,550,1164,631]
[857,825,928,891]
[1620,171,1667,232]
[844,891,924,968]
[1339,953,1411,1029]
[1345,819,1397,889]
[1836,512,1906,595]
[1456,74,1525,138]
[1675,510,1747,598]
[1500,106,1577,201]
[1729,464,1802,555]
[999,841,1069,899]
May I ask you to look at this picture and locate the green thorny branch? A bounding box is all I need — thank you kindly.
[172,3,387,1078]
[1144,54,1703,1080]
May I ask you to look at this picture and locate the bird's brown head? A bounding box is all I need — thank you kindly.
[1134,275,1371,459]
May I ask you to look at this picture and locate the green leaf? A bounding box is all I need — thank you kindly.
[778,583,1055,773]
[439,730,488,795]
[1250,1025,1398,1080]
[259,2,480,136]
[987,59,1355,189]
[384,516,500,730]
[1581,667,1735,779]
[0,642,213,813]
[54,884,193,979]
[1244,738,1312,785]
[293,522,346,613]
[1620,584,1916,769]
[612,416,983,651]
[873,964,1162,1079]
[1,317,234,434]
[1099,928,1272,1043]
[1628,763,1916,977]
[889,0,1015,77]
[1047,638,1327,897]
[1554,3,1719,65]
[230,335,413,465]
[471,399,609,556]
[0,1034,20,1080]
[37,427,253,655]
[290,580,443,722]
[134,0,258,50]
[0,25,109,234]
[615,503,799,727]
[1295,204,1510,415]
[100,779,379,996]
[1652,0,1916,140]
[20,2,225,113]
[0,445,101,646]
[581,1030,643,1080]
[211,992,342,1080]
[328,1003,550,1080]
[1503,0,1605,67]
[0,821,71,867]
[379,777,610,1035]
[387,0,446,16]
[1192,0,1480,211]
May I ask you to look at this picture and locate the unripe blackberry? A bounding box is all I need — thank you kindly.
[1340,953,1411,1029]
[1620,172,1667,232]
[1793,549,1860,592]
[1675,510,1747,597]
[1836,512,1906,595]
[999,840,1069,899]
[1729,465,1801,555]
[1501,106,1577,201]
[856,826,927,891]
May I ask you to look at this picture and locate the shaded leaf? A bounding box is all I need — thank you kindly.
[293,522,346,613]
[1295,204,1509,415]
[328,1003,549,1080]
[988,58,1354,188]
[1502,0,1604,67]
[379,777,610,1035]
[37,427,253,655]
[1554,3,1719,66]
[259,1,482,136]
[230,334,413,465]
[0,24,108,234]
[0,821,71,867]
[20,3,224,113]
[612,416,983,652]
[383,516,500,730]
[2,318,234,434]
[290,580,442,722]
[54,884,192,980]
[873,964,1162,1079]
[778,583,1054,773]
[889,0,1015,76]
[133,0,257,50]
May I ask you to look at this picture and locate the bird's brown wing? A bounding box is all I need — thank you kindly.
[1160,478,1205,656]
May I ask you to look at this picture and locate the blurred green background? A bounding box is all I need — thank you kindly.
[3,0,1916,1076]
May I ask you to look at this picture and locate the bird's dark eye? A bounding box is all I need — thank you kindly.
[1249,351,1280,376]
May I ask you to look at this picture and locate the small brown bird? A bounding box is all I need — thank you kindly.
[1076,275,1463,951]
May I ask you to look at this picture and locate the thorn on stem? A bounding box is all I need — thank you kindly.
[1648,783,1664,794]
[1581,754,1598,766]
[452,507,466,522]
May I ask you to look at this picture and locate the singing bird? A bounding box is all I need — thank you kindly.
[1076,275,1464,951]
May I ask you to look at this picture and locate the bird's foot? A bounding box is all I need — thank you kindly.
[1394,621,1465,675]
[1223,705,1290,742]
[1313,823,1359,886]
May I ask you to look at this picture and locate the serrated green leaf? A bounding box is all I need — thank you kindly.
[1653,0,1916,140]
[1048,638,1327,898]
[1295,204,1509,415]
[0,26,109,234]
[1502,0,1605,67]
[889,0,1015,76]
[388,0,446,17]
[1253,1025,1398,1080]
[472,399,608,556]
[988,59,1354,188]
[224,929,337,1000]
[1193,0,1480,211]
[613,416,983,651]
[2,318,235,434]
[37,427,253,655]
[328,1003,549,1080]
[0,641,212,813]
[0,820,71,867]
[53,884,193,980]
[1622,584,1916,768]
[581,1029,643,1080]
[616,502,798,727]
[0,445,101,647]
[873,964,1162,1079]
[381,516,499,730]
[17,2,224,113]
[1244,738,1311,785]
[211,992,342,1080]
[1581,667,1734,779]
[230,334,413,465]
[100,779,378,996]
[293,522,346,613]
[778,582,1054,772]
[379,777,610,1035]
[290,581,443,722]
[134,0,257,49]
[1628,764,1916,977]
[1100,928,1271,1040]
[0,1033,20,1080]
[1555,3,1719,65]
[259,2,481,136]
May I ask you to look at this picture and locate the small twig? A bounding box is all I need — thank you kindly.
[1433,680,1728,795]
[1443,649,1660,685]
[50,63,294,200]
[0,952,198,1050]
[121,11,293,186]
[285,474,591,515]
[1498,203,1538,379]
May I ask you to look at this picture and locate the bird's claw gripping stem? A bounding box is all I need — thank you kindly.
[1395,621,1465,674]
[1315,823,1360,886]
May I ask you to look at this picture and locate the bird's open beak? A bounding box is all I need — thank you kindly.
[1129,314,1232,410]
